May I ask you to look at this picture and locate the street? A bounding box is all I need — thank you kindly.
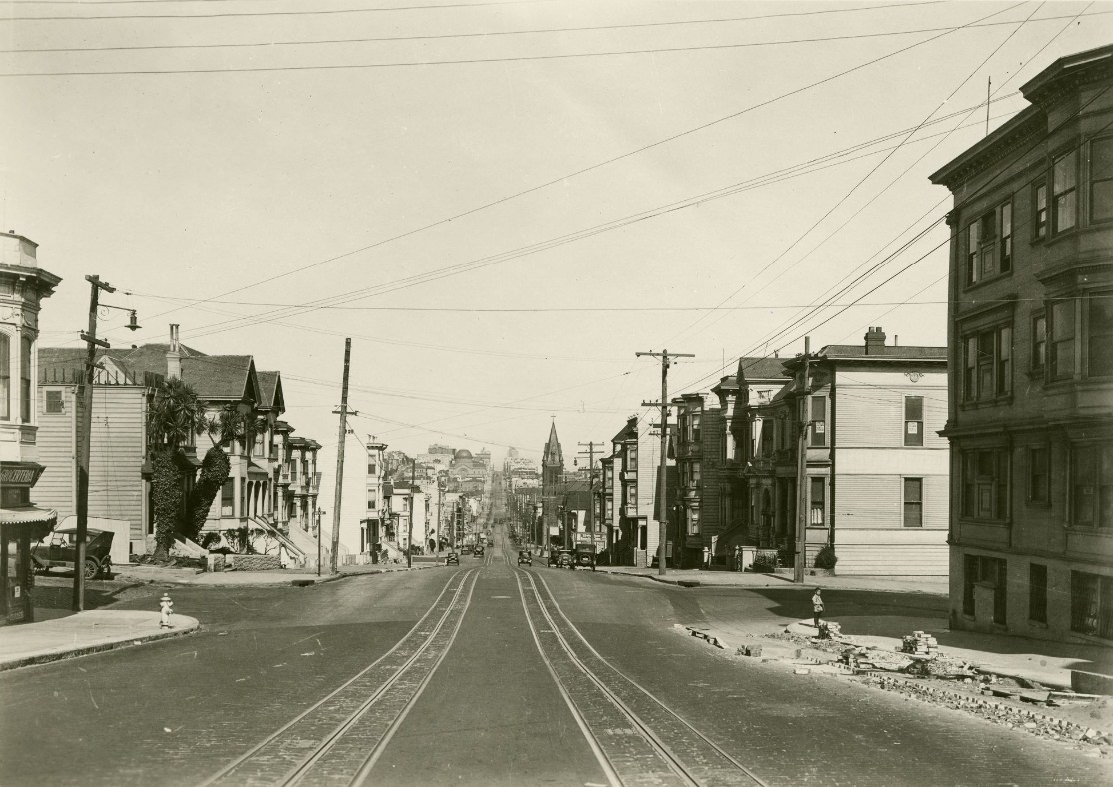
[2,528,1107,786]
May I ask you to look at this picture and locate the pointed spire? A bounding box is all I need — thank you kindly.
[542,421,563,467]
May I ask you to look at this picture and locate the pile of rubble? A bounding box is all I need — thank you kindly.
[861,674,1111,753]
[901,630,939,656]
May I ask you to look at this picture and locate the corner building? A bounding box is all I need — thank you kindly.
[930,45,1113,642]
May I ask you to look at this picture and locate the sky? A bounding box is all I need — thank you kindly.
[1,0,1111,542]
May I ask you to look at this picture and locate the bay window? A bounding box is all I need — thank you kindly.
[0,334,9,420]
[1053,149,1078,233]
[1071,442,1113,528]
[1090,136,1113,224]
[1088,294,1113,377]
[1050,299,1075,380]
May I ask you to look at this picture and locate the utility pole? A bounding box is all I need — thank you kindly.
[437,482,444,559]
[577,441,604,540]
[795,336,812,584]
[330,338,353,576]
[637,349,693,576]
[73,275,113,611]
[407,459,416,569]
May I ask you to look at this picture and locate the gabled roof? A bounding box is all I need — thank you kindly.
[181,355,258,402]
[256,371,285,413]
[611,416,639,445]
[736,356,789,382]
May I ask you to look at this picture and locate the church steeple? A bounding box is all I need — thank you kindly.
[542,421,563,467]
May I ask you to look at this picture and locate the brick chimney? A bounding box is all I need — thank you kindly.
[167,324,181,379]
[864,326,887,355]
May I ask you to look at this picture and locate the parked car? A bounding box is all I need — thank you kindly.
[573,543,596,571]
[31,528,114,580]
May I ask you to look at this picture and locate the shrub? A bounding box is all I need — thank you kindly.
[814,545,838,570]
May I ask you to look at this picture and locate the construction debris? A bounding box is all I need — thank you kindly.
[901,630,940,656]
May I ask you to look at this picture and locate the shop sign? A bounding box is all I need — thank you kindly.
[0,464,43,487]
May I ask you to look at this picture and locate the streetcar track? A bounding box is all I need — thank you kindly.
[198,568,478,787]
[515,566,770,787]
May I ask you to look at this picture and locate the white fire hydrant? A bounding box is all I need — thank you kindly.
[159,592,174,629]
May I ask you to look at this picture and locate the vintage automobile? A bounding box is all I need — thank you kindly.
[572,543,597,571]
[517,549,532,566]
[445,551,460,565]
[555,548,573,568]
[473,544,485,557]
[31,527,114,580]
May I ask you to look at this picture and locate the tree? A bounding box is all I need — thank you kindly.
[183,445,230,543]
[147,377,208,559]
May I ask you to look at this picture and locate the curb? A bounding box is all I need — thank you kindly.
[0,620,200,672]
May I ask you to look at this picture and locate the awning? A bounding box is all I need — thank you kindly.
[0,505,58,540]
[247,461,271,478]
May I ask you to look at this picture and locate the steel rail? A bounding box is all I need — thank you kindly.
[197,567,477,787]
[280,568,478,787]
[521,568,770,787]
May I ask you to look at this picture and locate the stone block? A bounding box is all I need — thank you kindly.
[1071,670,1113,696]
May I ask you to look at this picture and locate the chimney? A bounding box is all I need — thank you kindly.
[864,326,887,355]
[167,324,181,379]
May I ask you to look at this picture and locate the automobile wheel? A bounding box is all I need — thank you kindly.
[83,558,100,580]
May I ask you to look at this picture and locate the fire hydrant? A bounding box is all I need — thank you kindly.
[159,592,174,629]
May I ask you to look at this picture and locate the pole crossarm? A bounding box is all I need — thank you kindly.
[636,349,693,577]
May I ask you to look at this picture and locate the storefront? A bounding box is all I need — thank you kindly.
[0,461,56,625]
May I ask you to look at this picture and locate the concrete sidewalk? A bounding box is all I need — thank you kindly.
[0,610,199,671]
[0,561,446,671]
[599,565,1111,691]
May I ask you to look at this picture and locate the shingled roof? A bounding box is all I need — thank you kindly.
[256,371,285,413]
[181,355,258,402]
[817,344,946,361]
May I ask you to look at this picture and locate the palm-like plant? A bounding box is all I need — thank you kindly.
[147,378,208,559]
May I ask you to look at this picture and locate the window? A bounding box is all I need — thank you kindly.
[44,389,64,414]
[691,411,701,443]
[961,448,1010,520]
[963,555,1007,623]
[962,325,1012,401]
[904,396,924,446]
[964,202,1012,284]
[367,497,376,510]
[1089,294,1113,377]
[1028,445,1049,505]
[1034,181,1048,239]
[1071,571,1113,639]
[1029,563,1047,624]
[1071,442,1113,528]
[1053,149,1078,233]
[605,499,613,521]
[760,418,773,457]
[367,462,377,475]
[221,479,235,517]
[687,508,700,536]
[1090,136,1113,224]
[692,461,701,488]
[1050,299,1075,380]
[20,336,30,423]
[627,444,637,467]
[903,478,923,527]
[809,396,827,447]
[1031,314,1047,372]
[809,477,825,526]
[0,334,9,421]
[999,202,1012,272]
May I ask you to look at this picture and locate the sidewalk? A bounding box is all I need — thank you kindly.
[0,561,443,671]
[599,566,1112,691]
[0,610,199,671]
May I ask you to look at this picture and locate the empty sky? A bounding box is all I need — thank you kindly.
[2,0,1111,535]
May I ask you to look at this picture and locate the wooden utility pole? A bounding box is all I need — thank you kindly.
[795,336,812,584]
[637,349,693,576]
[330,339,352,576]
[73,275,114,611]
[407,459,416,569]
[577,441,604,539]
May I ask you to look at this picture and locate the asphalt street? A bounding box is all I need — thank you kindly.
[2,515,1109,785]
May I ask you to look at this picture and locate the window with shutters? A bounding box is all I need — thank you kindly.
[904,396,924,446]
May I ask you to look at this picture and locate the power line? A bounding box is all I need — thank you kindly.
[21,8,1098,57]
